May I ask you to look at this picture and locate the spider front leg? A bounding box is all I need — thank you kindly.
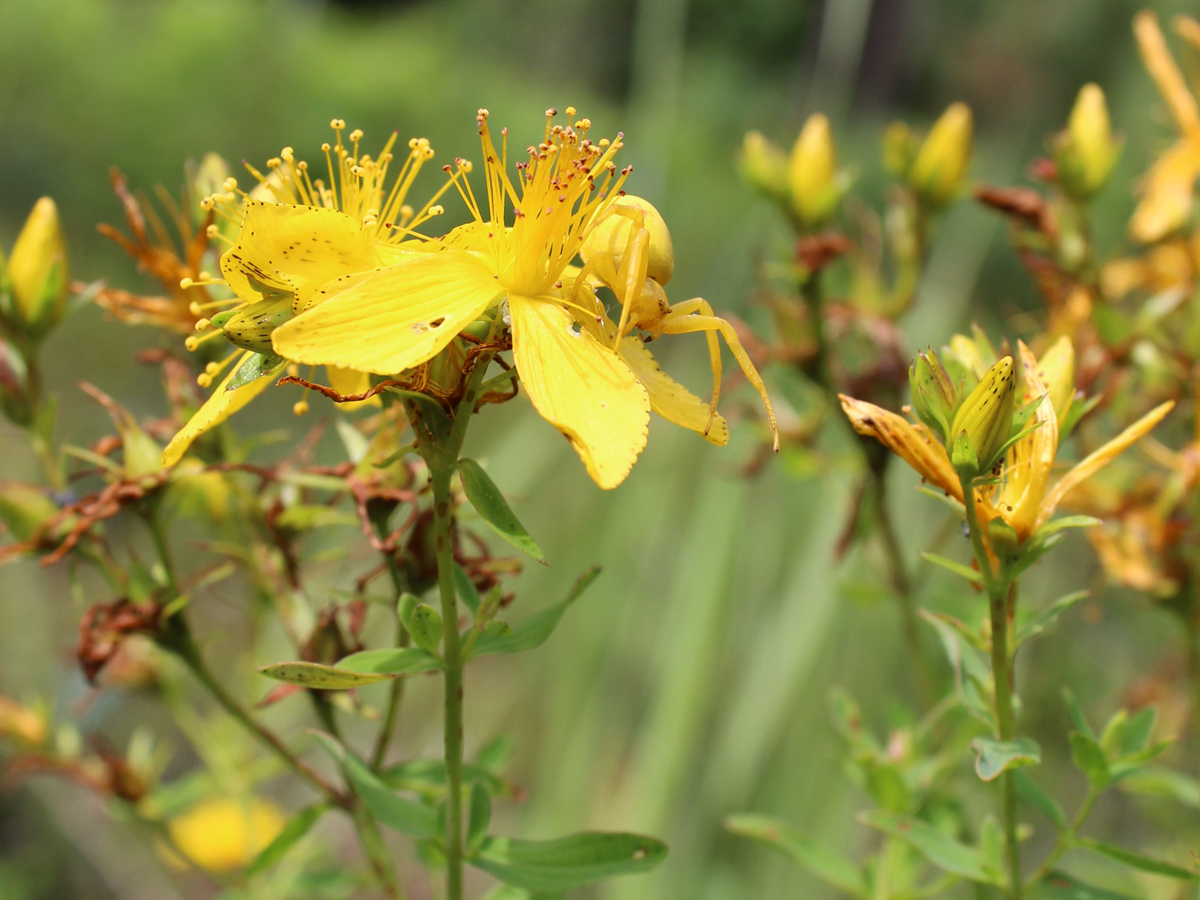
[657,300,780,450]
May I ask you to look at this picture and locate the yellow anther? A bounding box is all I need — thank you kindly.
[196,373,212,387]
[180,276,195,289]
[330,118,345,130]
[195,318,211,330]
[206,224,219,238]
[222,177,238,191]
[349,129,364,142]
[321,142,331,152]
[566,106,577,117]
[293,400,309,416]
[185,336,200,351]
[281,147,294,161]
[205,362,220,375]
[189,301,203,316]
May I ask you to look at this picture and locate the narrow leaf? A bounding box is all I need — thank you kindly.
[247,803,329,877]
[1119,765,1200,808]
[859,810,1002,884]
[335,648,442,676]
[972,737,1041,782]
[725,814,868,898]
[311,733,439,838]
[258,661,393,690]
[469,567,600,659]
[454,564,481,615]
[1063,688,1095,739]
[407,604,444,655]
[468,783,492,854]
[1015,771,1067,829]
[1077,838,1197,880]
[918,551,983,585]
[1070,732,1110,788]
[227,353,286,391]
[1035,871,1138,899]
[471,832,667,891]
[1016,591,1089,647]
[458,458,545,564]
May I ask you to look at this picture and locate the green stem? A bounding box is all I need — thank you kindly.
[1025,785,1099,890]
[372,539,412,771]
[799,271,834,395]
[353,804,403,900]
[432,463,465,900]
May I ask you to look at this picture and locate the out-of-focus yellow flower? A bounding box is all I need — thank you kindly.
[166,797,286,872]
[909,103,973,210]
[786,113,841,228]
[1129,11,1200,243]
[738,130,789,201]
[1055,84,1121,199]
[1,198,69,339]
[0,695,47,746]
[1101,239,1196,300]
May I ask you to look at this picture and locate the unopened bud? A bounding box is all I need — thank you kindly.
[2,198,69,338]
[221,297,295,353]
[189,153,233,228]
[908,349,959,442]
[909,103,973,210]
[948,356,1016,475]
[882,121,917,178]
[787,113,841,228]
[1055,85,1120,199]
[738,131,788,201]
[580,195,674,284]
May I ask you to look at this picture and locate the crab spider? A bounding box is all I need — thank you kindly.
[576,197,780,450]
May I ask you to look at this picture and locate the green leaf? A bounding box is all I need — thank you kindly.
[1063,688,1095,739]
[1060,394,1102,440]
[1016,591,1089,647]
[471,832,667,891]
[458,458,545,564]
[468,783,491,854]
[311,733,439,839]
[1070,732,1110,789]
[858,810,1002,884]
[1034,871,1138,899]
[407,604,444,655]
[972,737,1041,782]
[476,736,516,774]
[247,803,329,877]
[918,551,983,585]
[258,661,394,690]
[921,611,992,724]
[1015,771,1067,829]
[1109,740,1172,782]
[1033,516,1102,540]
[1122,707,1156,756]
[979,816,1004,877]
[1119,765,1200,808]
[380,759,511,798]
[227,353,286,391]
[335,648,442,676]
[469,567,600,659]
[1076,838,1197,880]
[454,565,481,615]
[724,814,867,898]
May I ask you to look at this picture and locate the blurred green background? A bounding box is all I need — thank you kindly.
[2,0,1199,897]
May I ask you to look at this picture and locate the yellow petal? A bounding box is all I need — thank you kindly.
[1036,401,1175,532]
[999,342,1059,539]
[1129,140,1200,243]
[839,394,961,500]
[271,251,500,375]
[162,352,279,467]
[1134,10,1200,137]
[1035,336,1075,424]
[510,296,650,489]
[221,200,382,313]
[619,336,728,445]
[327,365,380,409]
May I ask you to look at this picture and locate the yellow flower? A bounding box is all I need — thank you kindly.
[2,197,69,338]
[1129,11,1200,243]
[162,122,446,466]
[843,337,1173,544]
[165,797,286,872]
[273,108,775,487]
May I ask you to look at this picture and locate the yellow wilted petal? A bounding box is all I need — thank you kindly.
[998,342,1059,539]
[1134,10,1200,137]
[510,296,649,489]
[272,251,500,375]
[619,336,728,445]
[839,394,960,500]
[1129,141,1200,243]
[1036,401,1175,532]
[162,352,277,467]
[327,365,380,409]
[221,200,385,314]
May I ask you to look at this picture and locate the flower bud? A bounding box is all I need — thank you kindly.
[580,195,674,285]
[948,356,1016,475]
[738,131,789,201]
[882,121,917,178]
[909,103,973,210]
[222,296,295,353]
[188,152,232,227]
[2,198,69,339]
[787,113,841,228]
[1055,84,1120,199]
[908,349,959,442]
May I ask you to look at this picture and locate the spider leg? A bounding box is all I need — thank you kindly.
[657,303,780,450]
[613,224,651,343]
